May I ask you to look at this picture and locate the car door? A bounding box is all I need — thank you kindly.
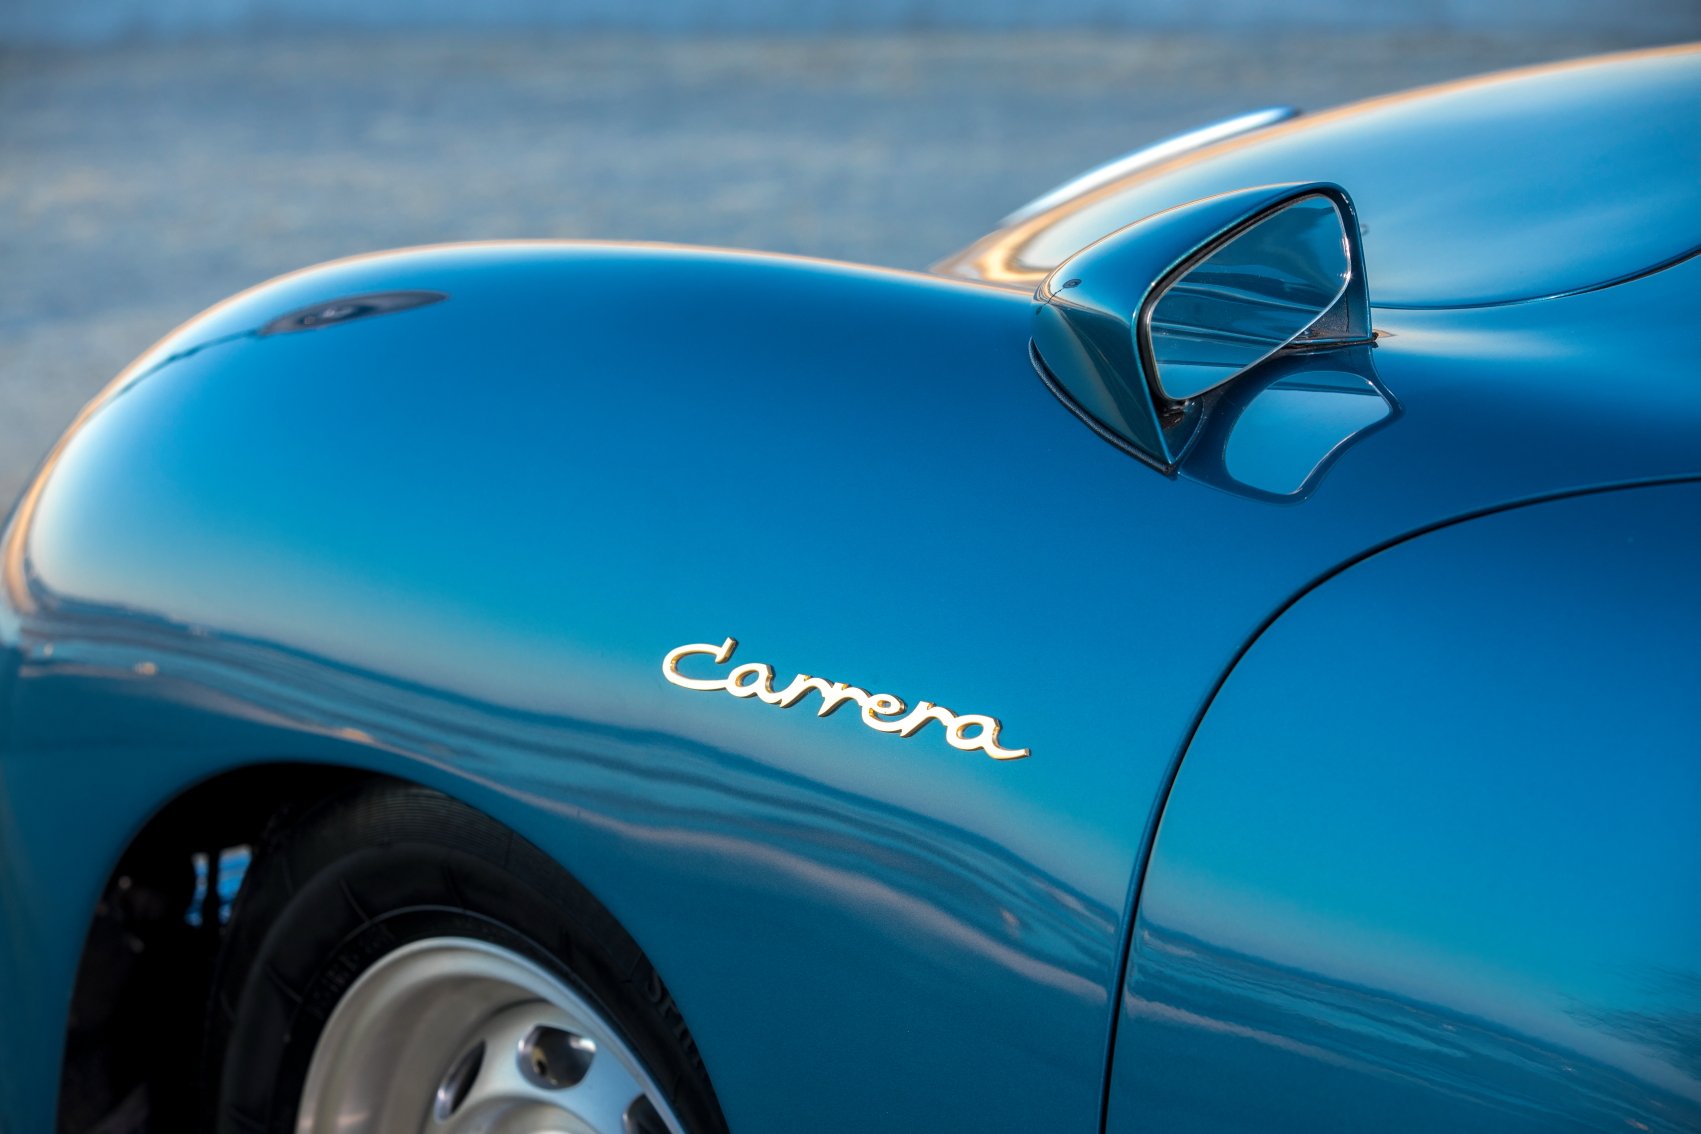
[1107,481,1701,1133]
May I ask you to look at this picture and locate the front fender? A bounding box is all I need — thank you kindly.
[3,243,1151,1133]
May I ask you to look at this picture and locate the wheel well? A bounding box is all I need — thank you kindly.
[56,763,376,1134]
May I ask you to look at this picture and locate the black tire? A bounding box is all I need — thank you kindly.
[201,778,727,1134]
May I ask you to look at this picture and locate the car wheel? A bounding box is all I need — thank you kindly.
[202,780,725,1134]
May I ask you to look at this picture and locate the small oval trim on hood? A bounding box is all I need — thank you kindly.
[259,290,447,336]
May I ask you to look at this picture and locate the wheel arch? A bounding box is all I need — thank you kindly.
[56,761,379,1130]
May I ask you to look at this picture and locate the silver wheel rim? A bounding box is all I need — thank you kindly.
[295,936,688,1134]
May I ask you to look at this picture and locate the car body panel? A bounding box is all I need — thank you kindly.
[2,237,1698,1130]
[0,46,1698,1134]
[941,45,1701,307]
[1111,482,1701,1133]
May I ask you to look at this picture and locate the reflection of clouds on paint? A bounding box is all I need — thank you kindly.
[1129,994,1369,1071]
[1144,861,1568,1031]
[1137,812,1701,1119]
[1573,966,1701,1085]
[1123,923,1701,1132]
[15,587,1120,1063]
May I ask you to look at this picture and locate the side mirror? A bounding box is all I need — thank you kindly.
[1032,182,1370,472]
[1146,195,1351,401]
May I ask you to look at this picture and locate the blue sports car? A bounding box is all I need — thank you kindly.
[2,44,1698,1134]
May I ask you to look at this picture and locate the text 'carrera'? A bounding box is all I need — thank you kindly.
[661,637,1030,761]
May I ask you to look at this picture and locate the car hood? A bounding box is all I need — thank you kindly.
[939,45,1701,308]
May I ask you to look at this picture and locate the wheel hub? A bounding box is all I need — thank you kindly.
[295,937,684,1134]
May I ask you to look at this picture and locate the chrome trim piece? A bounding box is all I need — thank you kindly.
[663,637,1031,761]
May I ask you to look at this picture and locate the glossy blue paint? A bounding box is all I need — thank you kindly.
[1182,345,1398,503]
[0,48,1698,1134]
[1110,483,1701,1133]
[942,45,1701,305]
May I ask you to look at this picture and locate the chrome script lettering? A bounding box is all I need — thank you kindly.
[662,638,1030,761]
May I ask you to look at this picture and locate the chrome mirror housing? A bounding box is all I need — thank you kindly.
[1031,182,1371,472]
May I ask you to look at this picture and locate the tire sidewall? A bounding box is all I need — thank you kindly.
[203,781,723,1134]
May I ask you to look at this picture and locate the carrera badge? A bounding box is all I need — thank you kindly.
[661,637,1030,761]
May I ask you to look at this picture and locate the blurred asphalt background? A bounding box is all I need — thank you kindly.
[3,13,1699,507]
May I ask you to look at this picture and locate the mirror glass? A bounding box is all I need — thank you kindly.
[1144,194,1351,402]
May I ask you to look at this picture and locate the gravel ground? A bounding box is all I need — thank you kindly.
[0,29,1686,505]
